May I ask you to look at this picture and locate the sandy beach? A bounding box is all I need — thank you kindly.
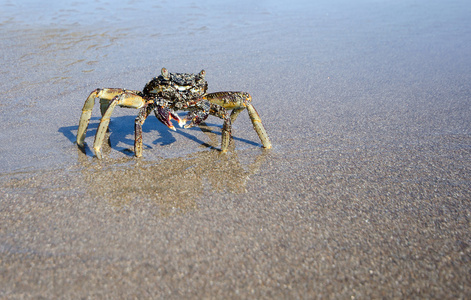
[1,0,470,298]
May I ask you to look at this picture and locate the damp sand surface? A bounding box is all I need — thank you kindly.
[1,0,471,298]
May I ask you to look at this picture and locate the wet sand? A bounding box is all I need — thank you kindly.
[1,0,470,298]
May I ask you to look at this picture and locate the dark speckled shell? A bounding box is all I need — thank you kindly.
[142,71,208,102]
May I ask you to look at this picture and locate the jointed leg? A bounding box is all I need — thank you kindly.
[93,91,146,159]
[221,116,232,152]
[99,89,141,116]
[208,103,231,152]
[182,100,232,152]
[93,98,118,159]
[245,103,272,149]
[77,89,100,147]
[205,91,272,150]
[230,107,245,124]
[77,88,132,147]
[134,103,153,157]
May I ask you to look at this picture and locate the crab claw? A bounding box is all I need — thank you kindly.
[155,107,181,131]
[178,119,187,128]
[182,111,209,129]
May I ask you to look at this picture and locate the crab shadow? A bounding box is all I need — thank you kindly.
[59,115,260,157]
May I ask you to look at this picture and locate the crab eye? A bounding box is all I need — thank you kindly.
[199,69,205,79]
[161,68,170,80]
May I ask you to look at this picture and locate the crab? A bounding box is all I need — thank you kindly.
[76,68,272,158]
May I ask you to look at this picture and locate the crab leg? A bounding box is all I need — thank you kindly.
[179,99,232,152]
[93,91,147,159]
[245,102,272,149]
[204,92,272,150]
[134,103,155,158]
[221,113,232,152]
[77,88,139,147]
[229,107,246,124]
[206,102,231,152]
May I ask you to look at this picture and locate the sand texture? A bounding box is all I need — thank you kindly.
[1,0,470,298]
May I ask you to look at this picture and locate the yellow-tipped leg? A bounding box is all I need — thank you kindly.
[77,89,100,147]
[205,101,231,152]
[93,99,117,159]
[134,104,153,158]
[92,91,147,159]
[246,103,272,149]
[205,91,272,151]
[77,88,134,147]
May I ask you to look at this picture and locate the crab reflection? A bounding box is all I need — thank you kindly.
[76,146,269,216]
